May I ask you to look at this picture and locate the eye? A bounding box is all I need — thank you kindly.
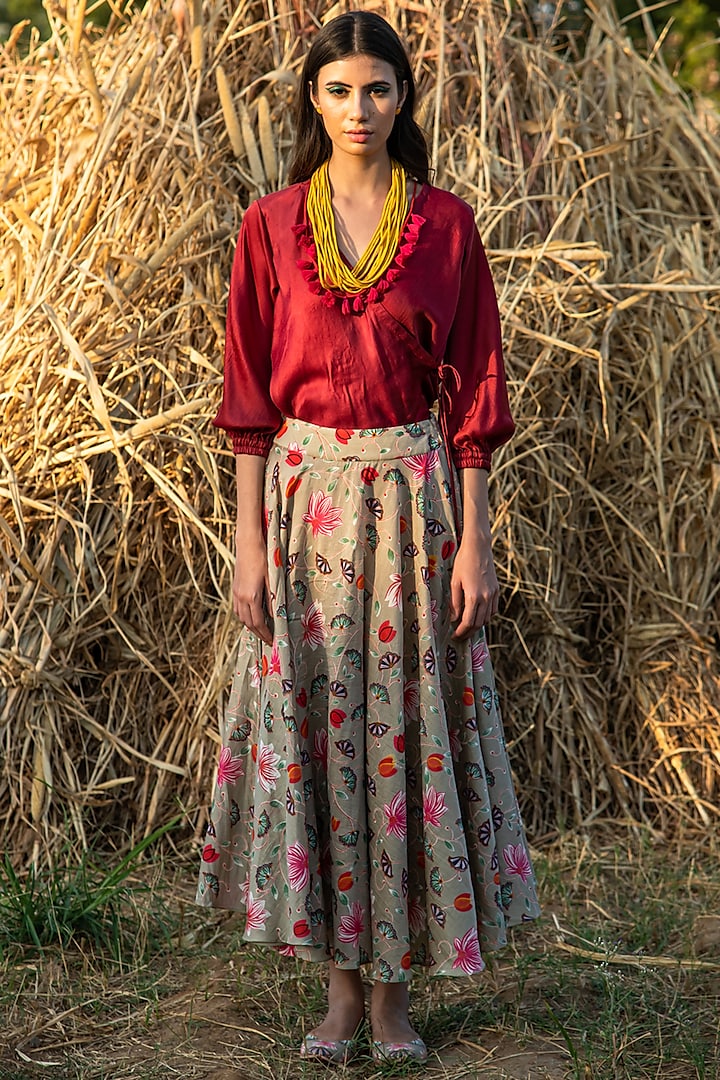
[327,86,348,97]
[370,85,390,96]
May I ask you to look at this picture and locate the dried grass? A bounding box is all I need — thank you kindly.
[0,0,719,860]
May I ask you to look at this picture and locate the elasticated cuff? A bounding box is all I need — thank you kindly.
[453,449,491,472]
[230,432,274,457]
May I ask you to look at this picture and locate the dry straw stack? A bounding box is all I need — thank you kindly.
[1,0,718,861]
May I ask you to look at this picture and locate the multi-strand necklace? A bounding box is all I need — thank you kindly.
[307,158,408,294]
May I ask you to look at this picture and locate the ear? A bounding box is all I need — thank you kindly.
[398,79,408,111]
[309,82,319,111]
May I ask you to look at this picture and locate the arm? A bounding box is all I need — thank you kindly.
[232,454,273,645]
[450,467,498,640]
[442,210,513,637]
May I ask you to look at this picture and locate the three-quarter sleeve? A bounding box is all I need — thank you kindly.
[213,200,282,456]
[441,215,514,472]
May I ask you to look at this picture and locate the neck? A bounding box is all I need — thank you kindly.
[326,152,393,202]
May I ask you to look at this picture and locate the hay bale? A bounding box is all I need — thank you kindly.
[1,0,718,859]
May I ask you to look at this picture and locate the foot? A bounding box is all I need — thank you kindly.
[308,964,365,1043]
[370,981,424,1047]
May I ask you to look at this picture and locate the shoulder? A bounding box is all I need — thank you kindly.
[417,184,476,233]
[244,182,308,229]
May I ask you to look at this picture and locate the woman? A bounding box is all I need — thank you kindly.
[197,10,540,1066]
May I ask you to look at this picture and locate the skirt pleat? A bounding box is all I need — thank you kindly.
[197,416,540,981]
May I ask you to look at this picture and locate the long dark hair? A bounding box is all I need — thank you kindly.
[288,11,430,184]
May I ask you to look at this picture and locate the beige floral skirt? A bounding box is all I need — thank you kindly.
[196,416,540,981]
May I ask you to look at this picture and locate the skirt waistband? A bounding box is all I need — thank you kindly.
[273,415,445,462]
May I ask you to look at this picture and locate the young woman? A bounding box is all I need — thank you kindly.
[197,10,540,1066]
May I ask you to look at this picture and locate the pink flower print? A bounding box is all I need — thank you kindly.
[287,842,310,892]
[383,791,407,840]
[471,638,489,671]
[423,786,449,827]
[278,943,296,956]
[408,896,426,935]
[301,600,326,648]
[250,659,263,688]
[269,642,281,675]
[503,842,533,883]
[403,679,420,715]
[313,728,328,769]
[452,927,485,974]
[302,491,344,536]
[217,746,243,787]
[256,741,281,793]
[401,451,439,482]
[449,727,462,761]
[384,574,403,608]
[337,901,365,948]
[245,892,269,931]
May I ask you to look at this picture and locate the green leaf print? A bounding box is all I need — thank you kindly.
[257,810,271,837]
[423,838,434,859]
[340,829,359,847]
[351,703,366,721]
[481,686,493,713]
[346,649,362,670]
[311,674,328,696]
[293,580,307,604]
[341,767,358,794]
[366,523,379,550]
[415,489,427,515]
[255,863,272,889]
[305,823,318,850]
[263,702,273,730]
[230,800,241,826]
[369,683,391,704]
[330,613,354,629]
[377,920,399,939]
[383,467,406,485]
[430,867,444,895]
[464,761,484,779]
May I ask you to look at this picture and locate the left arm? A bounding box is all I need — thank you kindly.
[450,468,499,639]
[441,206,513,638]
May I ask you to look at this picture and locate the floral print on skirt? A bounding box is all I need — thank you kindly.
[196,416,540,980]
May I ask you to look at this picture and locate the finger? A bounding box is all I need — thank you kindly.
[264,573,274,618]
[249,599,273,646]
[453,600,479,640]
[449,573,464,623]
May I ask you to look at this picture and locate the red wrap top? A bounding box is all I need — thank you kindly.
[214,180,514,472]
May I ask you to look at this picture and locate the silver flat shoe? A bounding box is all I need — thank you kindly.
[300,1031,362,1065]
[371,1037,428,1064]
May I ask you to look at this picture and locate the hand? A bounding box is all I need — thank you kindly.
[232,535,273,646]
[449,534,499,640]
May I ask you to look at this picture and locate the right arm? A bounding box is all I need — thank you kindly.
[232,454,272,646]
[214,201,281,644]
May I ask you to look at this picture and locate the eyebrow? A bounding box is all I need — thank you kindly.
[323,80,392,89]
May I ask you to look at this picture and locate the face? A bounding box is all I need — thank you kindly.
[310,54,407,162]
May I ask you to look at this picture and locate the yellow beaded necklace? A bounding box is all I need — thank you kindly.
[307,158,408,294]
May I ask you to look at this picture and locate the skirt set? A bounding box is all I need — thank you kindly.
[196,180,541,981]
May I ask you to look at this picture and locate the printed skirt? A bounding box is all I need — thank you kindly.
[196,416,541,981]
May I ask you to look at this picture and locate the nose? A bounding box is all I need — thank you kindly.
[348,90,369,120]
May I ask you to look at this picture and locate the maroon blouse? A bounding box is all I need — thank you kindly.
[213,180,514,471]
